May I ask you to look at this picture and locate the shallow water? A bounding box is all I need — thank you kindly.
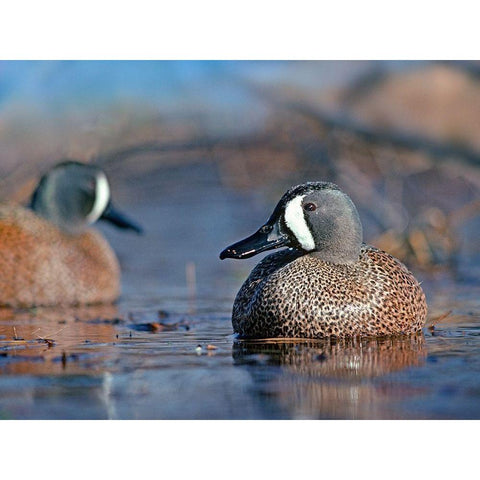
[0,291,479,419]
[1,162,480,420]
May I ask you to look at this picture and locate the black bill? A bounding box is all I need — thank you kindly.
[219,222,289,260]
[100,203,143,234]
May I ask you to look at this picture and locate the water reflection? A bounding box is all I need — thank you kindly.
[233,335,427,419]
[0,292,478,419]
[0,304,120,376]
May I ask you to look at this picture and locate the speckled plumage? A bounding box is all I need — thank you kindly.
[222,181,427,339]
[232,245,427,338]
[0,203,120,308]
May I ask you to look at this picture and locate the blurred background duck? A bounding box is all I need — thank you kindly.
[0,160,142,308]
[220,181,427,339]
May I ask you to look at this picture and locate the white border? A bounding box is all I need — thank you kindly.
[0,421,477,479]
[0,2,476,59]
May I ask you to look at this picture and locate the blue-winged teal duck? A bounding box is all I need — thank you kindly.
[0,160,142,308]
[220,182,427,338]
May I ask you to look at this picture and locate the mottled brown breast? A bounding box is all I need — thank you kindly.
[0,203,120,308]
[232,245,427,339]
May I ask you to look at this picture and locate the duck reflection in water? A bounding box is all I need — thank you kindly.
[233,334,427,419]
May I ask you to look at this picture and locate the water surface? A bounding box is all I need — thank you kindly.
[1,162,479,419]
[0,292,479,419]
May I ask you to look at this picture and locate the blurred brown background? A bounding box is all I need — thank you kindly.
[1,61,479,303]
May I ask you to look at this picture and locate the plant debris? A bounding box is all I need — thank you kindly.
[129,321,190,333]
[55,351,82,368]
[86,317,125,325]
[37,338,55,348]
[426,310,453,334]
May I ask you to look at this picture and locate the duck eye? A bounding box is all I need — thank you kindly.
[303,202,317,212]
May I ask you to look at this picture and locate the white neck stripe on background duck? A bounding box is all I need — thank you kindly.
[86,172,110,224]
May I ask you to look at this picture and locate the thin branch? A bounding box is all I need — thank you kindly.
[94,133,286,167]
[230,76,480,167]
[284,102,480,167]
[436,60,480,81]
[339,65,390,107]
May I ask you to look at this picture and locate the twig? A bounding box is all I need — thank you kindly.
[94,134,285,168]
[285,102,480,167]
[340,64,389,107]
[426,310,453,330]
[186,261,197,314]
[435,60,480,81]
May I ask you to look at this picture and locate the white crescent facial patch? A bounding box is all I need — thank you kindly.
[284,195,315,251]
[86,172,110,223]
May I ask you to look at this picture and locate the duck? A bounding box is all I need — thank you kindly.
[220,181,427,339]
[0,160,142,308]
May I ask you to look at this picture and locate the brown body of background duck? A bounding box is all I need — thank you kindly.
[0,161,142,308]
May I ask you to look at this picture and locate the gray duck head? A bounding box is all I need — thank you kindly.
[30,160,143,235]
[220,182,363,264]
